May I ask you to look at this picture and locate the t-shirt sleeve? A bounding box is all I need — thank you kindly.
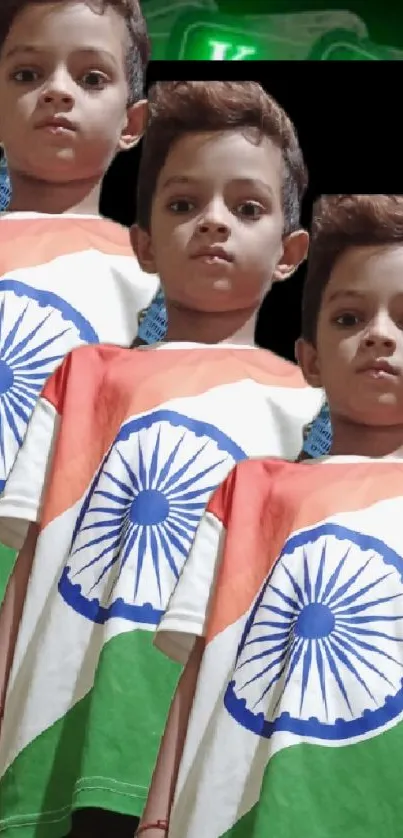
[0,342,129,553]
[0,385,60,550]
[155,479,230,666]
[155,458,282,667]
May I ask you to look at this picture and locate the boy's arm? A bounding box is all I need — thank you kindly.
[0,345,130,726]
[140,458,278,836]
[0,522,39,722]
[0,355,74,724]
[137,637,205,837]
[0,389,59,723]
[137,472,237,837]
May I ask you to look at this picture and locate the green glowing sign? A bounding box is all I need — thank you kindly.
[166,14,403,62]
[309,29,403,60]
[167,12,276,61]
[190,35,258,62]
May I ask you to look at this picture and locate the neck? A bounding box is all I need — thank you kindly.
[164,303,258,346]
[330,416,403,459]
[6,170,102,215]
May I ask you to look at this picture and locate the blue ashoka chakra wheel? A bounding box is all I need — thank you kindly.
[225,522,403,743]
[58,409,246,626]
[0,280,98,490]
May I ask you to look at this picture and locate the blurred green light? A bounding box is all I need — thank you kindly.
[318,41,384,59]
[166,12,275,60]
[166,14,403,62]
[309,29,403,60]
[177,23,263,60]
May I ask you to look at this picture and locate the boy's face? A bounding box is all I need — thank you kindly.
[0,1,146,183]
[136,129,308,314]
[299,244,403,427]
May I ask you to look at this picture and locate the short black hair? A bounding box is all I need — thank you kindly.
[302,194,403,345]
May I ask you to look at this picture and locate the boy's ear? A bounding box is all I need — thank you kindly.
[295,337,322,388]
[273,230,309,283]
[130,224,157,274]
[119,99,148,152]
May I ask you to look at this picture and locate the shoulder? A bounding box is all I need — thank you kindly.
[41,343,137,409]
[207,457,293,521]
[241,347,311,390]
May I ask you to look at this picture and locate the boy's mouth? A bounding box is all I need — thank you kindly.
[357,359,399,379]
[191,246,233,264]
[36,115,77,134]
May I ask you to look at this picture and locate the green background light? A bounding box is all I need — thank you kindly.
[308,28,401,60]
[165,11,310,60]
[162,10,403,62]
[320,44,381,59]
[176,22,264,60]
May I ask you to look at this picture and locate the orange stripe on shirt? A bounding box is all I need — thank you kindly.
[0,217,135,274]
[40,344,128,530]
[206,458,403,642]
[40,345,310,528]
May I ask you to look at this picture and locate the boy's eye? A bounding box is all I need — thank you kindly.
[236,201,264,219]
[334,312,361,327]
[11,68,39,83]
[168,199,195,213]
[81,70,108,89]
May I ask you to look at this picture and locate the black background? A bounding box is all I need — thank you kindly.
[101,61,402,361]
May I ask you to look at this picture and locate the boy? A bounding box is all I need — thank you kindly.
[144,193,403,838]
[0,0,160,596]
[0,81,321,838]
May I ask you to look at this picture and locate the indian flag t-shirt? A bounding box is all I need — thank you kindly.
[0,212,158,597]
[0,212,158,492]
[156,455,403,838]
[0,341,320,838]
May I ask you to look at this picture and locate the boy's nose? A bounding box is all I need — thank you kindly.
[39,74,74,108]
[362,315,397,352]
[40,89,74,107]
[196,198,231,238]
[197,218,229,236]
[363,332,396,351]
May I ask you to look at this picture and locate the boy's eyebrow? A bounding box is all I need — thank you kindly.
[160,175,274,193]
[4,45,116,61]
[4,45,43,59]
[326,289,366,304]
[161,175,194,190]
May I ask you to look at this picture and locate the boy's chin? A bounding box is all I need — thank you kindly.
[348,401,403,427]
[171,295,250,315]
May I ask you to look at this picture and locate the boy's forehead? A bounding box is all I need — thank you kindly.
[324,243,403,300]
[157,129,283,194]
[2,1,128,57]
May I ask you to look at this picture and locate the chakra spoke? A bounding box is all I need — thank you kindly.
[71,527,123,568]
[277,563,305,608]
[237,638,290,674]
[268,581,300,612]
[315,640,328,719]
[335,592,403,618]
[329,569,392,612]
[314,544,327,602]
